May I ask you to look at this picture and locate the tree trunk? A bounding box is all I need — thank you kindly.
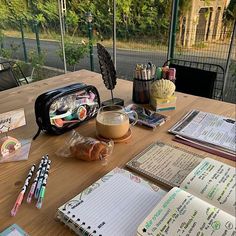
[178,16,183,46]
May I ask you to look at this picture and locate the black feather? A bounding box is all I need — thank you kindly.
[97,43,117,92]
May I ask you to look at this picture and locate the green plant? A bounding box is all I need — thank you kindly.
[0,41,20,59]
[28,50,46,81]
[59,39,89,71]
[29,50,45,68]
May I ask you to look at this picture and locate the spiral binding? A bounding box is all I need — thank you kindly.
[56,209,102,236]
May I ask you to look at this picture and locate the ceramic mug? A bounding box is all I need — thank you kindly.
[96,105,138,139]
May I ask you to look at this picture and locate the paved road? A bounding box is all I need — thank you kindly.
[3,37,227,80]
[4,37,168,80]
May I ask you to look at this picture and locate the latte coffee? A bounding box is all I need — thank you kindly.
[96,111,129,139]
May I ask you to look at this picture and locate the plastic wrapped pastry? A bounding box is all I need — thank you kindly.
[56,130,113,161]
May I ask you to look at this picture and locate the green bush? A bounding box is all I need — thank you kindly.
[59,40,89,71]
[28,50,46,81]
[0,38,20,59]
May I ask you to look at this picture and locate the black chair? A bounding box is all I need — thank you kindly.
[0,61,28,91]
[163,59,225,100]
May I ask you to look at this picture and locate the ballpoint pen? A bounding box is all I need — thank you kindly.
[34,158,49,199]
[36,171,50,209]
[36,160,51,209]
[27,155,48,203]
[11,164,36,216]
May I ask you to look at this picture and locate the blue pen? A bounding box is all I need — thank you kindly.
[34,158,49,199]
[36,171,50,209]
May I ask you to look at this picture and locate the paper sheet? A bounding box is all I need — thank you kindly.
[66,173,165,236]
[180,158,236,216]
[169,110,236,153]
[0,109,26,133]
[138,187,236,236]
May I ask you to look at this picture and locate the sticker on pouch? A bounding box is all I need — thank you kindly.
[77,106,87,121]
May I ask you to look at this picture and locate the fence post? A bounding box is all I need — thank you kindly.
[34,20,41,55]
[20,19,28,63]
[58,0,67,73]
[86,12,94,72]
[113,0,116,69]
[223,20,236,101]
[167,0,179,60]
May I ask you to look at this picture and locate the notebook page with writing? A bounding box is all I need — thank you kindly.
[180,158,236,216]
[64,173,165,236]
[126,142,202,188]
[137,187,235,236]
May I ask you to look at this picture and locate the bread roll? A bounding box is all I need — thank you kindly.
[70,139,108,161]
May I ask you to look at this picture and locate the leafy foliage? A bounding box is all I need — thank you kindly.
[58,39,88,70]
[0,0,234,42]
[0,0,172,41]
[0,41,20,59]
[29,49,45,69]
[66,10,79,36]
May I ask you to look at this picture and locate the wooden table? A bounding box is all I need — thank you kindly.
[0,70,235,235]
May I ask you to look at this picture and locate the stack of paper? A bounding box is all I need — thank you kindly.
[169,110,236,161]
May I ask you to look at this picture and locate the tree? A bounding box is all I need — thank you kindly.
[177,0,192,45]
[0,3,8,49]
[35,0,58,34]
[222,0,236,40]
[225,0,236,20]
[66,10,79,36]
[2,0,30,61]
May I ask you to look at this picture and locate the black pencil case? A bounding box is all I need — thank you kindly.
[33,83,100,139]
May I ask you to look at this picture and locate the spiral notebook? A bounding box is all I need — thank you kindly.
[56,168,166,236]
[126,141,203,188]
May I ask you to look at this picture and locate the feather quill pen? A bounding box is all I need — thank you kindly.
[97,43,117,103]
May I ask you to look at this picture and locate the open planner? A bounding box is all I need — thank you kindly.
[126,141,202,188]
[137,158,236,236]
[56,168,166,236]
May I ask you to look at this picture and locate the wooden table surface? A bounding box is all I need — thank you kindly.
[0,70,235,235]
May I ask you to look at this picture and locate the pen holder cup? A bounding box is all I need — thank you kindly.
[132,78,154,104]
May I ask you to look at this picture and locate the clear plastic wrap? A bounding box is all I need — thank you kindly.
[56,130,114,162]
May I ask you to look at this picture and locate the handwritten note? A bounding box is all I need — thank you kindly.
[126,142,202,187]
[138,188,236,236]
[180,158,236,216]
[0,109,26,133]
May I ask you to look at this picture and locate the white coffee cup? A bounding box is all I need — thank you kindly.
[96,105,138,139]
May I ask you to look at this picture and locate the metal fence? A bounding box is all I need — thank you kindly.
[174,23,235,103]
[0,2,235,103]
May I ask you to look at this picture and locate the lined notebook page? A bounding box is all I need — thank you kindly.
[67,173,165,236]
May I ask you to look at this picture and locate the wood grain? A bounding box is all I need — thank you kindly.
[0,69,235,235]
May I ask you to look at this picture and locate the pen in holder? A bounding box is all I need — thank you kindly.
[132,78,154,104]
